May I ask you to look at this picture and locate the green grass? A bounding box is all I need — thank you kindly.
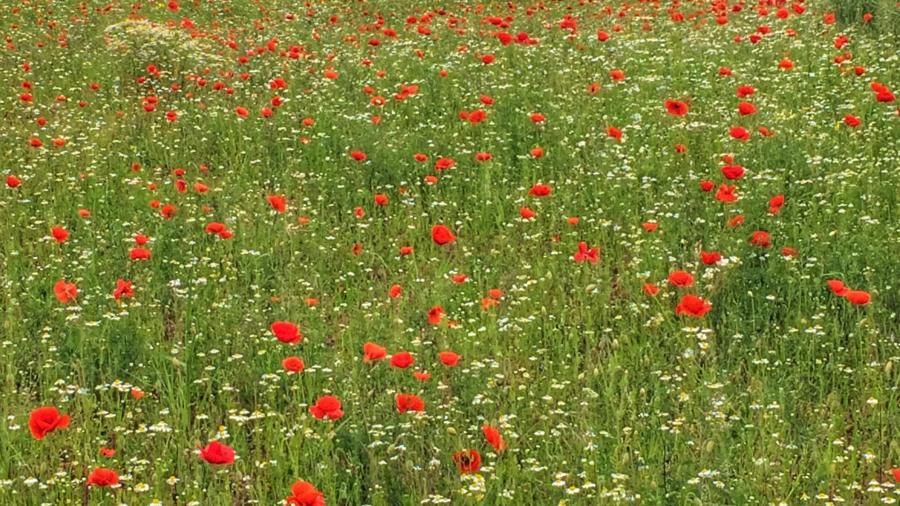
[828,0,900,37]
[0,0,898,504]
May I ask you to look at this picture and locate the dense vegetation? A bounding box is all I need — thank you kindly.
[0,0,898,504]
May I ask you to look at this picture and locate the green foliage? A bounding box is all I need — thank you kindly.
[829,0,900,38]
[0,1,898,505]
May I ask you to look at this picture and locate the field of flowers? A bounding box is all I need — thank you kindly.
[1,0,898,504]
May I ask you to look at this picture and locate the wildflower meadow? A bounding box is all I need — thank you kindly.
[0,0,898,504]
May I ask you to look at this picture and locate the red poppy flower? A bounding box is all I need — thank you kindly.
[130,247,151,260]
[427,306,444,325]
[363,342,387,362]
[431,224,456,245]
[160,203,177,219]
[309,396,344,421]
[668,270,694,287]
[6,175,21,188]
[271,321,302,344]
[205,222,227,236]
[643,283,660,296]
[768,195,785,214]
[845,290,870,305]
[451,274,468,284]
[50,226,69,244]
[528,183,552,197]
[350,150,367,161]
[86,468,119,487]
[781,247,798,257]
[396,393,425,413]
[54,280,77,304]
[465,109,487,124]
[282,356,305,373]
[827,279,849,296]
[700,251,722,265]
[453,449,482,474]
[675,294,712,317]
[736,85,756,98]
[267,195,287,213]
[434,157,455,171]
[29,406,70,440]
[607,126,622,141]
[390,351,415,369]
[716,184,738,203]
[113,279,134,300]
[749,231,771,248]
[199,441,235,465]
[729,126,750,141]
[481,297,499,310]
[285,480,325,506]
[737,102,757,115]
[573,242,599,264]
[875,88,896,102]
[717,163,745,181]
[438,351,460,367]
[483,425,507,452]
[665,99,689,116]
